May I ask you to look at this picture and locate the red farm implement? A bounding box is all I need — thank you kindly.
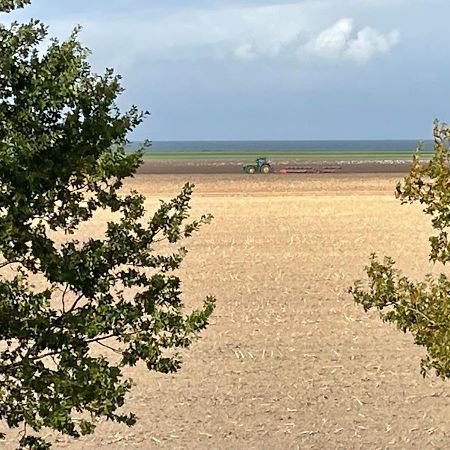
[277,166,341,174]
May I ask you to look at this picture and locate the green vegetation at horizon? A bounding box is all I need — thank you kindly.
[141,150,434,160]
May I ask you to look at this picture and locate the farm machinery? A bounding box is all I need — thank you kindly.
[277,166,341,174]
[242,157,341,174]
[242,157,273,174]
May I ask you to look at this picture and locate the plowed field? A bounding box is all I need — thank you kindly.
[4,173,450,449]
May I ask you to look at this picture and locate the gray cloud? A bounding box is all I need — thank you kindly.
[47,3,399,69]
[232,18,399,62]
[6,0,450,140]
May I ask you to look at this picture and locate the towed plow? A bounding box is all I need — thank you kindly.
[243,157,341,174]
[277,166,341,174]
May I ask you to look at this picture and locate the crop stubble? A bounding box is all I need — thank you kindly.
[4,173,450,449]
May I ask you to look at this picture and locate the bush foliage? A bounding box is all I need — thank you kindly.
[350,121,450,379]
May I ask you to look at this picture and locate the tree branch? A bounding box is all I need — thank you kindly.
[60,283,69,313]
[0,260,21,270]
[2,333,122,370]
[94,341,123,355]
[406,306,439,327]
[66,293,84,314]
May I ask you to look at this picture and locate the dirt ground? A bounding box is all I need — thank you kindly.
[137,158,414,174]
[4,172,450,449]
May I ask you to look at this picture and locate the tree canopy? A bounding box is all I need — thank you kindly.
[0,0,215,448]
[350,121,450,379]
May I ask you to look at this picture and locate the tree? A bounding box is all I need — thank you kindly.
[350,120,450,380]
[0,1,215,448]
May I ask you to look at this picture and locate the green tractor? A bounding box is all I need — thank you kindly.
[242,157,273,174]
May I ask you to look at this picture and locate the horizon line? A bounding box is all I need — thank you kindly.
[131,138,431,142]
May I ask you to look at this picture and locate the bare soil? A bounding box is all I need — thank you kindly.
[137,158,413,174]
[4,173,450,449]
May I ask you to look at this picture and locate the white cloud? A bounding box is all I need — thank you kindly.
[304,18,353,58]
[303,18,399,62]
[345,27,400,61]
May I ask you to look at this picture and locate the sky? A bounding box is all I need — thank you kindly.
[4,0,450,140]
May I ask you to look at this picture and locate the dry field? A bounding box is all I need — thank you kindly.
[4,173,450,449]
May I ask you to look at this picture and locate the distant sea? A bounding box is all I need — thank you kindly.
[127,140,434,154]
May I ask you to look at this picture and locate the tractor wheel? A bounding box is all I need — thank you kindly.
[260,164,270,174]
[247,167,256,174]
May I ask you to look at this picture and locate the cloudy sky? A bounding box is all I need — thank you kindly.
[6,0,450,140]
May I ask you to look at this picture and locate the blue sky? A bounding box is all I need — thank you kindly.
[5,0,450,140]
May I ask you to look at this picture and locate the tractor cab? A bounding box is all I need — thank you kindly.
[242,157,272,174]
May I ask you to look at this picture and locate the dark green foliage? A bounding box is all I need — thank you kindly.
[0,1,215,448]
[1,0,30,13]
[350,121,450,379]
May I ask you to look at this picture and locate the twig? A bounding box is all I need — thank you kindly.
[95,341,123,355]
[66,294,84,314]
[407,306,438,326]
[61,283,69,313]
[0,260,20,270]
[3,332,139,370]
[18,422,27,439]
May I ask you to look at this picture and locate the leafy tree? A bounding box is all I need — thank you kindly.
[0,0,215,448]
[350,120,450,379]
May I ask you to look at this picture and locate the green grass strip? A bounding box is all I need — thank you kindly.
[141,151,433,160]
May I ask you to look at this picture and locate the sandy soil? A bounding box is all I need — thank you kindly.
[4,173,450,449]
